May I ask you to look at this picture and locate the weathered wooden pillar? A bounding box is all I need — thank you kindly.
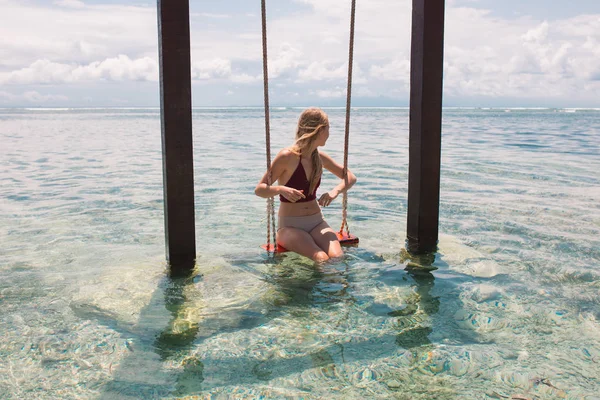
[157,0,196,272]
[406,0,445,254]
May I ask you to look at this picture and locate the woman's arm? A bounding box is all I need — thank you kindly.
[318,151,357,207]
[254,151,285,198]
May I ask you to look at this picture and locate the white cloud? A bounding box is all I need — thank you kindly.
[448,0,480,5]
[0,55,261,86]
[298,62,347,81]
[0,56,158,84]
[0,90,68,104]
[522,21,549,42]
[369,58,411,83]
[441,9,600,101]
[77,56,158,81]
[0,91,16,101]
[276,0,412,65]
[269,43,303,79]
[0,0,157,68]
[191,59,231,80]
[191,59,260,83]
[191,12,231,19]
[23,91,69,103]
[315,87,346,98]
[231,73,260,83]
[1,60,72,85]
[53,0,85,8]
[0,0,599,105]
[507,52,542,75]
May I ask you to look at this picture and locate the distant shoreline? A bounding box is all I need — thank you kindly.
[1,106,600,111]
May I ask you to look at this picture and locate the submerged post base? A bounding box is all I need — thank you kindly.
[167,256,196,278]
[405,235,438,255]
[400,247,437,271]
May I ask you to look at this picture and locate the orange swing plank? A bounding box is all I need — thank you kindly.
[261,231,359,254]
[338,231,359,245]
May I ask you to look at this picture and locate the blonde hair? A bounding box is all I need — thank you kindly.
[289,108,328,195]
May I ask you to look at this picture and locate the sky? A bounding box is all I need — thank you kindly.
[1,0,599,107]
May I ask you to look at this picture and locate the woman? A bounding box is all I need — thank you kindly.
[255,108,357,263]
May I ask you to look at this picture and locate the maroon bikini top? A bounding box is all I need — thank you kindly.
[280,159,321,203]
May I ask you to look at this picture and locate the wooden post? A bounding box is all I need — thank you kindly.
[406,0,445,254]
[157,0,196,272]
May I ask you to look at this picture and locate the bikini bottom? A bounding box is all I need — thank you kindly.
[278,212,325,233]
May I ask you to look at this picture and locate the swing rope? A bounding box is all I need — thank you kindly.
[340,0,356,237]
[261,0,276,254]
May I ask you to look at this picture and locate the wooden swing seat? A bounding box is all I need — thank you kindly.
[261,231,359,253]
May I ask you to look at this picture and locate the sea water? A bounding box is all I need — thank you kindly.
[1,107,599,399]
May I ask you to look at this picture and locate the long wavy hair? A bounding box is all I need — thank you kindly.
[288,108,328,195]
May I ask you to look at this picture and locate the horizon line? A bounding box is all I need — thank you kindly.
[2,106,600,110]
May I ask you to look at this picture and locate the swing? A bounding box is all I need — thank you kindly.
[260,0,359,254]
[261,231,359,253]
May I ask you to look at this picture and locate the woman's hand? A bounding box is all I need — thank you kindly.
[318,189,339,207]
[279,187,305,203]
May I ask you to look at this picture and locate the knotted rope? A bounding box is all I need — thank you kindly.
[261,0,276,253]
[340,0,356,237]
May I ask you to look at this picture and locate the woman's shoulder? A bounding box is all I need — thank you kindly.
[318,150,342,170]
[276,148,299,162]
[318,150,333,160]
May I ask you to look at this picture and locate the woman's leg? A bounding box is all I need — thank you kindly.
[309,221,343,259]
[277,227,330,263]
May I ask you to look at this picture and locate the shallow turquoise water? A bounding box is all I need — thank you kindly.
[1,107,599,399]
